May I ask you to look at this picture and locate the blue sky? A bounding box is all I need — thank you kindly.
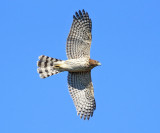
[0,0,160,133]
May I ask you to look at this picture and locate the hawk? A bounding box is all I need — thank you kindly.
[37,9,101,120]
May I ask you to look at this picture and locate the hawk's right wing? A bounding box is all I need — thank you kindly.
[66,10,92,59]
[68,71,96,120]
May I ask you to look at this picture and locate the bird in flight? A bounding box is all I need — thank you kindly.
[37,9,101,120]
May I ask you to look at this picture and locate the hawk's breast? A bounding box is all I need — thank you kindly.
[63,58,90,72]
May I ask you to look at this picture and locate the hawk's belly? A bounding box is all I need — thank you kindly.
[64,59,92,72]
[54,59,92,72]
[65,65,91,72]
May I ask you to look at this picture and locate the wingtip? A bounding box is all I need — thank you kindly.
[77,112,91,120]
[73,9,88,20]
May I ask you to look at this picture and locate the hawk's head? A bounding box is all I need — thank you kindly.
[89,59,101,67]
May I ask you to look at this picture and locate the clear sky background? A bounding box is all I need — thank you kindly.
[0,0,160,133]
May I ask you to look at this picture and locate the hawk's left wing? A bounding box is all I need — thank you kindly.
[68,71,96,120]
[66,10,92,59]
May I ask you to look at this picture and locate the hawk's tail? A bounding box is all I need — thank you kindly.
[37,55,63,78]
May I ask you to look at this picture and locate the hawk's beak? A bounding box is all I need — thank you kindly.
[97,62,101,66]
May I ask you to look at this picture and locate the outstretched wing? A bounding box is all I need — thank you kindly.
[66,9,92,59]
[68,71,96,120]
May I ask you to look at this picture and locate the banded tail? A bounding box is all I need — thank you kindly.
[37,55,63,78]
